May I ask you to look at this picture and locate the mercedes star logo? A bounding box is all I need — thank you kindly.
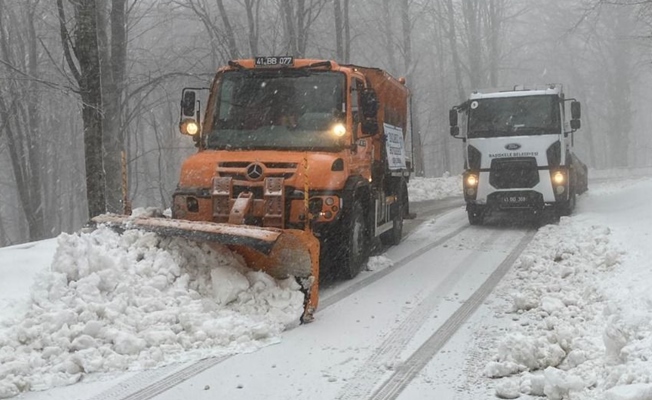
[246,163,264,181]
[505,143,522,150]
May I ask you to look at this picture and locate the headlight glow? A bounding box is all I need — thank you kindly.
[332,123,346,137]
[180,119,200,136]
[186,121,199,135]
[466,174,479,187]
[553,171,565,185]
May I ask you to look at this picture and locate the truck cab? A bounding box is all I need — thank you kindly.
[175,58,412,280]
[449,84,588,225]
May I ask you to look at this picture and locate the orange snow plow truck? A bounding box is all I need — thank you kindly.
[93,57,412,322]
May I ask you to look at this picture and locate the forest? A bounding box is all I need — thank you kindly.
[1,0,651,246]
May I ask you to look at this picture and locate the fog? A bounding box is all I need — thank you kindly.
[1,0,651,246]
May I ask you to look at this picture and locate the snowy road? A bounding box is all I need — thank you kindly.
[6,176,652,400]
[30,200,539,400]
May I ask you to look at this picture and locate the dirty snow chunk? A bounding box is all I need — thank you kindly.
[519,372,546,396]
[211,266,250,305]
[511,292,538,312]
[366,256,393,271]
[0,381,19,399]
[541,296,566,314]
[129,207,166,218]
[484,361,524,378]
[113,331,147,355]
[495,378,521,399]
[604,383,652,400]
[603,318,629,363]
[543,367,585,400]
[496,333,566,371]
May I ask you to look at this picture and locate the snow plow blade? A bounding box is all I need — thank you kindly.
[91,214,320,321]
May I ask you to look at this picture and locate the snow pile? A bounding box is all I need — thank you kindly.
[484,196,652,400]
[0,226,304,398]
[366,255,394,272]
[407,173,462,202]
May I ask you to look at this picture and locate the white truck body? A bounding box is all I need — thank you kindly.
[450,84,588,224]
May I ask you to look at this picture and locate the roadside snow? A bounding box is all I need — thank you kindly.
[481,177,652,400]
[408,173,462,202]
[0,226,304,398]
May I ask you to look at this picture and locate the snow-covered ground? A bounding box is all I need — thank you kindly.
[407,173,463,202]
[1,171,652,399]
[475,176,652,400]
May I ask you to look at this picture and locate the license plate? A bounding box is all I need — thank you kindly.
[255,56,294,67]
[502,195,527,204]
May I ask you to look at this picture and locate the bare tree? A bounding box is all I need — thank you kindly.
[280,0,328,56]
[0,0,47,240]
[97,0,128,214]
[57,0,106,219]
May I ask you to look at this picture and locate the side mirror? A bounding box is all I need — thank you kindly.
[450,126,459,137]
[570,119,581,130]
[181,90,197,118]
[179,88,200,137]
[449,108,458,127]
[360,89,379,119]
[571,101,581,119]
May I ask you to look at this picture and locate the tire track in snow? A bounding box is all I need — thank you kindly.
[88,356,231,400]
[334,228,507,400]
[368,230,536,400]
[319,223,469,311]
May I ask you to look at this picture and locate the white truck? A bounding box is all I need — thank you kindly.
[449,84,588,225]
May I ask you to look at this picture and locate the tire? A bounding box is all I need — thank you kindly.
[467,207,484,226]
[380,189,404,246]
[559,189,576,217]
[339,201,370,279]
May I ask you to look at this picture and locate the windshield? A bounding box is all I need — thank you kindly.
[207,70,346,150]
[467,95,560,138]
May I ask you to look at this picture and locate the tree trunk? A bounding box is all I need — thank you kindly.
[382,0,397,73]
[0,1,47,240]
[343,0,350,62]
[100,0,127,214]
[244,0,259,56]
[401,0,424,176]
[445,0,466,102]
[216,0,239,59]
[73,0,107,218]
[334,0,344,61]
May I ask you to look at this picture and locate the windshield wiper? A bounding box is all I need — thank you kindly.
[511,126,556,132]
[470,129,512,137]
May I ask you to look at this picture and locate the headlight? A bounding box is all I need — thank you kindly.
[466,174,479,187]
[180,119,200,136]
[186,121,199,135]
[332,123,346,137]
[552,171,565,185]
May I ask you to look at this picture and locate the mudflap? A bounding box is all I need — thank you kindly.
[91,214,320,323]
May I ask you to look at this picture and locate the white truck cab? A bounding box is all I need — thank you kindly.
[449,84,588,225]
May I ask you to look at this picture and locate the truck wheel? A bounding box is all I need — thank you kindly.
[467,207,484,226]
[340,201,369,279]
[559,190,576,217]
[380,190,404,246]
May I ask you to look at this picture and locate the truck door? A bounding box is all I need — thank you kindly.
[349,77,372,180]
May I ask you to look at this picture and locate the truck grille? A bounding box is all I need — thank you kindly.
[217,162,297,181]
[489,157,539,189]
